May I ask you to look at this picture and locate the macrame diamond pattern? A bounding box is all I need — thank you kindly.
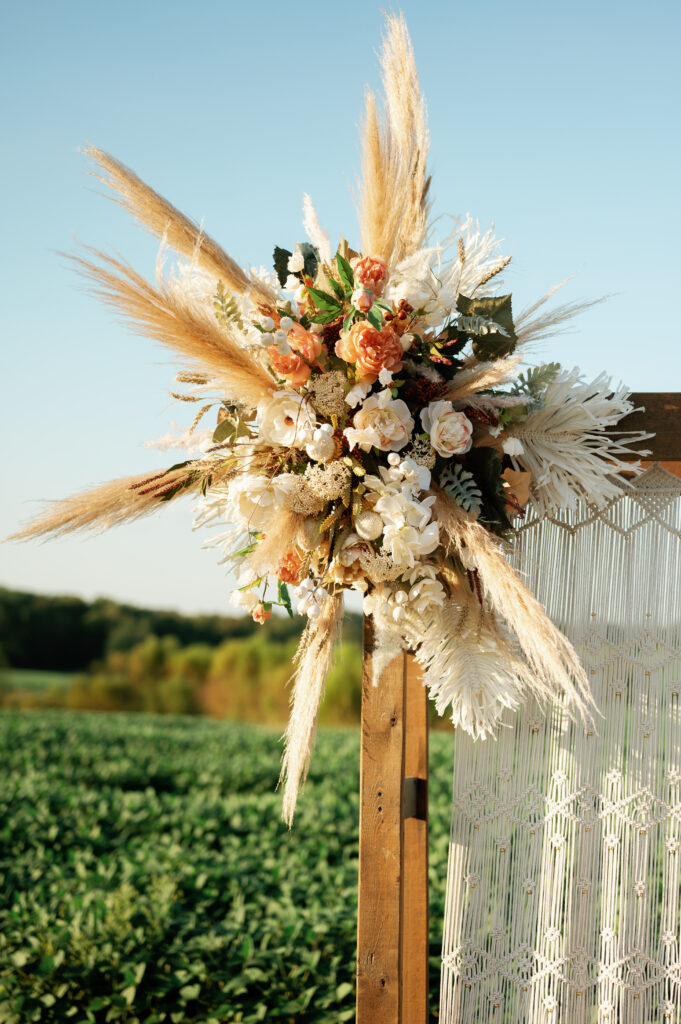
[440,466,681,1024]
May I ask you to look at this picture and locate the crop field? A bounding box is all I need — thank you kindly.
[0,710,455,1023]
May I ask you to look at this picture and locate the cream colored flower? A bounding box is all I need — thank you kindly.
[225,474,283,531]
[420,401,473,456]
[344,389,414,453]
[502,436,524,457]
[257,390,316,448]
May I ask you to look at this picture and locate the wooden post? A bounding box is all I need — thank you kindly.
[402,653,429,1020]
[356,618,429,1023]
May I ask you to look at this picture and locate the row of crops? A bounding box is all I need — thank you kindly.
[0,711,455,1022]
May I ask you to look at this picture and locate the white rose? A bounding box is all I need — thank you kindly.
[344,389,414,453]
[420,401,473,457]
[257,391,316,448]
[225,474,282,531]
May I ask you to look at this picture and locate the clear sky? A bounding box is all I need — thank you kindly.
[2,0,679,615]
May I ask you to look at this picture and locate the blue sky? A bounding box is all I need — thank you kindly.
[2,0,679,614]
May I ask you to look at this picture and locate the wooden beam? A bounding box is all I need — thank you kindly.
[621,393,681,460]
[402,654,429,1021]
[357,619,406,1022]
[356,626,430,1024]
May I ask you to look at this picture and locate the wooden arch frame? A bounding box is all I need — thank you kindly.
[355,393,681,1023]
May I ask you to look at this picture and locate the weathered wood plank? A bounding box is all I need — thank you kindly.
[402,654,429,1022]
[621,393,681,460]
[356,619,406,1023]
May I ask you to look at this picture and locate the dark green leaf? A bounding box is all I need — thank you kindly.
[273,246,293,287]
[456,293,517,359]
[305,286,342,312]
[367,306,383,330]
[328,277,345,301]
[299,242,319,281]
[335,253,354,292]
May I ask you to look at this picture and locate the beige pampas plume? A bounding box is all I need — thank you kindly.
[515,278,605,347]
[84,145,276,306]
[446,354,523,403]
[9,465,201,542]
[280,592,343,826]
[433,488,597,727]
[358,13,430,267]
[69,247,277,410]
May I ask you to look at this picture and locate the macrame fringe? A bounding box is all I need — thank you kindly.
[439,465,681,1023]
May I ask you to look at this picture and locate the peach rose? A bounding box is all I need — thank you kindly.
[278,548,304,585]
[351,287,374,312]
[335,322,403,379]
[252,602,272,624]
[353,255,388,296]
[268,322,323,386]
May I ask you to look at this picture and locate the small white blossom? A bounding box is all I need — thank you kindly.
[378,367,394,386]
[287,251,305,273]
[279,316,293,332]
[502,436,524,456]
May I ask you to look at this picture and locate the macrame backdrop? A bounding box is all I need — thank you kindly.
[440,464,681,1023]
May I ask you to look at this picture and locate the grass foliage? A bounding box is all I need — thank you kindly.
[0,711,453,1023]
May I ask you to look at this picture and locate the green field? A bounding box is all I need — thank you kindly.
[0,669,76,693]
[0,710,454,1023]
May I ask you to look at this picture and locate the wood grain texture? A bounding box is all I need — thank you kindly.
[621,393,681,460]
[356,618,406,1023]
[402,655,429,1023]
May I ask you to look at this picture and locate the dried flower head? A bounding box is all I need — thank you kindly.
[304,461,352,501]
[404,437,437,469]
[307,370,348,418]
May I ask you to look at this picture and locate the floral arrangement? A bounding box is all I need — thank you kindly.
[14,16,649,822]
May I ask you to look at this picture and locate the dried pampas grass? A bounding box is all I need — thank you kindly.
[358,14,430,267]
[515,279,605,347]
[280,591,343,826]
[446,354,522,403]
[70,247,276,410]
[85,145,276,306]
[433,488,596,727]
[245,509,301,579]
[10,465,200,542]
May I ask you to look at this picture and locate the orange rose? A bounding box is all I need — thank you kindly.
[268,322,324,386]
[335,322,403,379]
[353,255,388,296]
[278,548,304,585]
[268,348,311,385]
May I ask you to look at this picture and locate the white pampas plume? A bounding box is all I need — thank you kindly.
[280,592,343,826]
[510,368,653,515]
[408,603,526,740]
[302,194,333,264]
